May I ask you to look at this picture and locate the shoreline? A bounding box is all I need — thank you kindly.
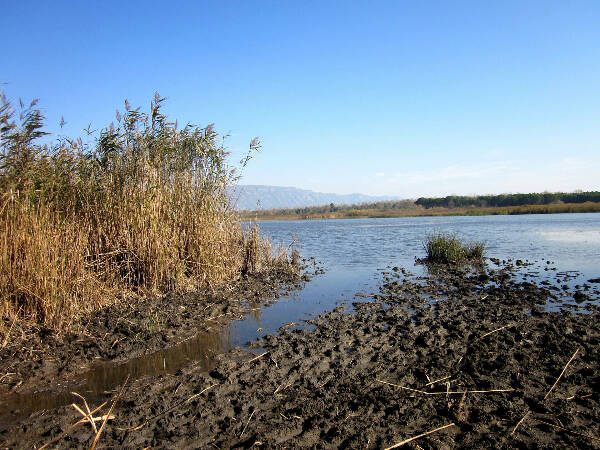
[241,201,600,221]
[0,268,306,424]
[1,259,599,447]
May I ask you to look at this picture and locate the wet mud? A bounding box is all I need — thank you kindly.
[0,267,305,429]
[2,261,600,448]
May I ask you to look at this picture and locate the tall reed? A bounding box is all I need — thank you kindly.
[0,92,277,333]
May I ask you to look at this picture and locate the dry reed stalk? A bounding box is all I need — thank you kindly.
[117,383,217,431]
[424,375,451,387]
[246,352,269,363]
[38,401,109,449]
[567,393,592,401]
[456,391,467,422]
[71,392,100,434]
[511,410,530,435]
[274,379,295,394]
[534,418,600,442]
[240,409,256,438]
[90,374,130,450]
[1,317,16,348]
[0,372,16,382]
[376,379,514,395]
[480,323,515,339]
[544,348,580,400]
[184,384,217,404]
[384,423,456,449]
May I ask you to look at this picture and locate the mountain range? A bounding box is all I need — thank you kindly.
[231,185,399,210]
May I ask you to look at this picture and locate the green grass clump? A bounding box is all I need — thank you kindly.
[424,233,485,263]
[0,91,285,334]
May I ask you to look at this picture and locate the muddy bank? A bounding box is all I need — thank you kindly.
[0,266,307,401]
[2,261,600,448]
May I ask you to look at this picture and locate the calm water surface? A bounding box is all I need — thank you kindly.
[3,213,600,425]
[235,213,600,339]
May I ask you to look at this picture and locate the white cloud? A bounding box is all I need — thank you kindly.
[364,156,599,197]
[276,153,599,198]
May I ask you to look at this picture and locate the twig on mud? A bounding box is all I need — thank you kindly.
[274,368,312,395]
[316,377,330,389]
[90,373,130,450]
[376,379,514,395]
[240,409,256,438]
[425,375,451,387]
[185,384,217,404]
[0,372,16,382]
[480,323,516,339]
[451,323,517,374]
[40,376,128,450]
[343,412,360,422]
[534,418,600,442]
[39,402,108,449]
[274,380,294,394]
[206,313,227,321]
[1,318,17,349]
[246,352,268,363]
[384,422,456,449]
[567,393,592,401]
[71,392,100,434]
[456,391,467,422]
[544,348,580,400]
[117,383,217,431]
[511,411,530,435]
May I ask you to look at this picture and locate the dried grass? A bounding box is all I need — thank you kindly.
[0,93,291,335]
[375,379,514,395]
[544,348,580,400]
[384,423,456,449]
[39,375,129,449]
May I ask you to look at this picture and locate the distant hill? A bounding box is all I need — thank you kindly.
[231,185,399,210]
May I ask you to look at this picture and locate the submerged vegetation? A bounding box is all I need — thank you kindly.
[0,92,289,334]
[424,233,485,264]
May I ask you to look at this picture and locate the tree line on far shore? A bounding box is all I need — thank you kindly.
[243,199,418,217]
[242,190,600,218]
[415,191,600,209]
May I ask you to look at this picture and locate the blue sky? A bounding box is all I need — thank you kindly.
[2,1,599,197]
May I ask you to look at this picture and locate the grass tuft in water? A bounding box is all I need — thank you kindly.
[424,233,485,264]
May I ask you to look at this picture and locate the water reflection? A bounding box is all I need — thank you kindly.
[538,229,600,243]
[0,326,230,430]
[248,300,263,324]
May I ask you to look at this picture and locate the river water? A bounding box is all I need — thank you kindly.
[233,213,600,340]
[3,213,600,424]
